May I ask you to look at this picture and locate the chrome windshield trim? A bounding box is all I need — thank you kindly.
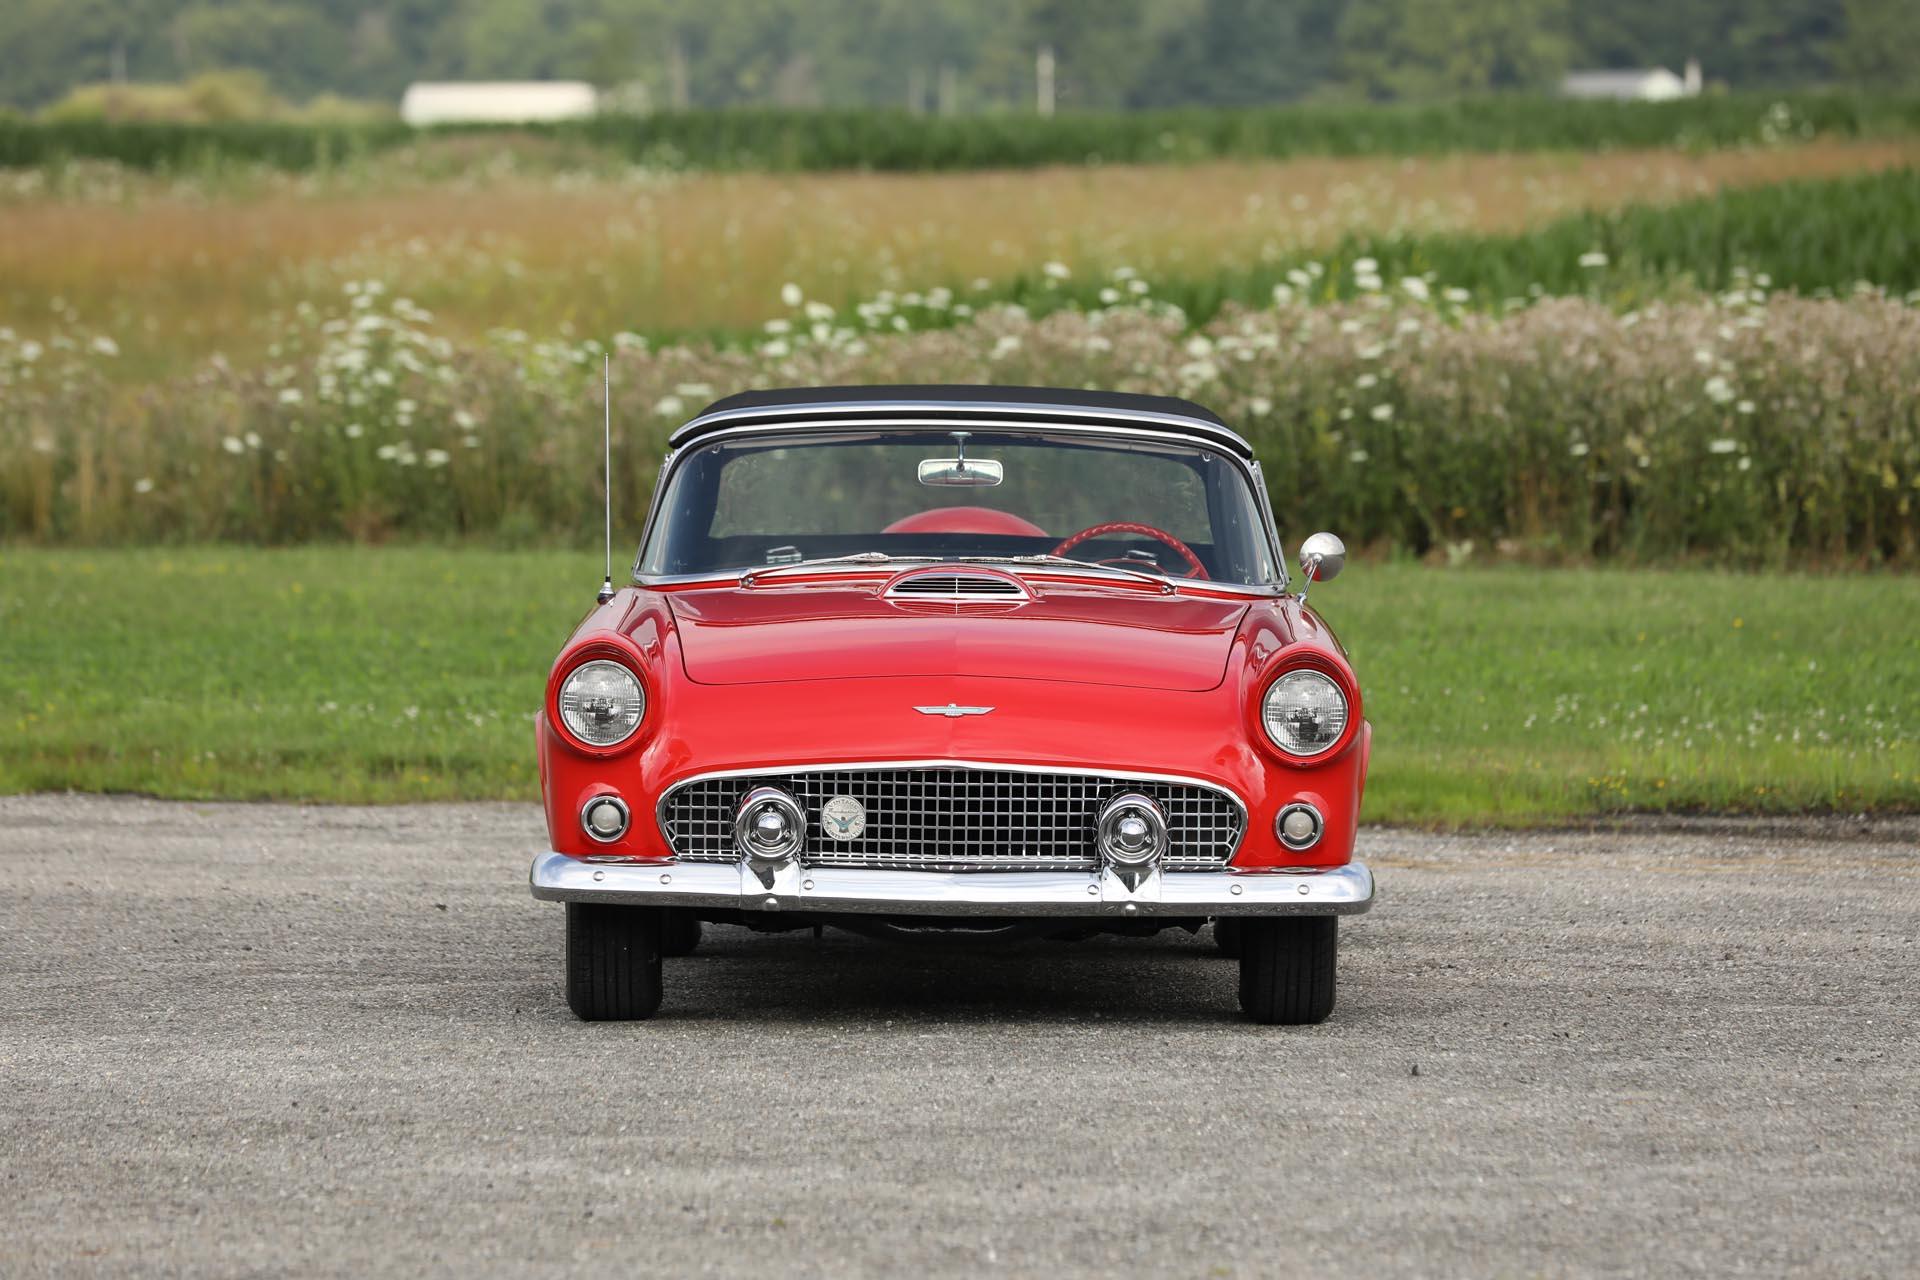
[653,758,1249,864]
[669,399,1255,456]
[631,417,1286,589]
[633,565,1286,598]
[530,852,1373,917]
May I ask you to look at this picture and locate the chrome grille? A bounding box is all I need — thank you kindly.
[660,765,1244,873]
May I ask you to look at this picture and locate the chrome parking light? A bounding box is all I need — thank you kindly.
[580,795,631,843]
[1276,802,1324,851]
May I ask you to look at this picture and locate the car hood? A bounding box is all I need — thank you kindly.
[665,583,1250,691]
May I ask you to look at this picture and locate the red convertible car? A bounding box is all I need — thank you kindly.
[530,386,1373,1024]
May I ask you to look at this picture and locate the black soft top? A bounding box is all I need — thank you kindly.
[670,384,1251,458]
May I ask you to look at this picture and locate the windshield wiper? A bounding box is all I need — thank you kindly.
[958,554,1176,594]
[738,552,937,587]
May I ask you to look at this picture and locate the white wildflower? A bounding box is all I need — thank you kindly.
[1270,284,1294,306]
[90,336,119,357]
[1353,257,1378,275]
[1184,335,1214,358]
[1704,376,1735,404]
[463,435,481,449]
[1736,399,1756,415]
[1570,442,1590,458]
[1042,261,1071,281]
[654,395,685,417]
[1578,250,1609,269]
[222,436,245,455]
[1370,403,1394,422]
[1099,288,1121,305]
[19,340,41,362]
[804,300,834,322]
[1286,268,1312,289]
[344,423,364,439]
[133,477,154,494]
[453,410,477,430]
[1356,342,1385,360]
[760,339,791,359]
[1738,456,1753,471]
[423,449,450,468]
[1443,287,1471,305]
[780,282,804,308]
[1708,438,1740,454]
[1248,396,1273,416]
[1401,277,1430,302]
[278,388,303,405]
[990,335,1022,359]
[1348,448,1369,462]
[1355,373,1379,390]
[764,318,791,335]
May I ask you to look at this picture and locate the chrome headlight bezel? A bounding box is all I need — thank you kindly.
[1261,669,1350,759]
[556,658,646,749]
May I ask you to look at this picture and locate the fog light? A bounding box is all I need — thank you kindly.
[734,787,805,864]
[580,795,630,843]
[1097,793,1169,868]
[1276,802,1323,851]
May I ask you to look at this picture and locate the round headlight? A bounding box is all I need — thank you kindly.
[558,659,645,747]
[1262,670,1348,758]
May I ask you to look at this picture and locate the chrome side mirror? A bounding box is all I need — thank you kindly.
[1297,532,1346,603]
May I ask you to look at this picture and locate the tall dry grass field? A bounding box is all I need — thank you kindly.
[2,138,1914,378]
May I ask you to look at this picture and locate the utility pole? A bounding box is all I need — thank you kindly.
[667,36,690,110]
[1036,45,1055,116]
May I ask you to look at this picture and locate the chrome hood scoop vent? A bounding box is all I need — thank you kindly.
[883,569,1030,601]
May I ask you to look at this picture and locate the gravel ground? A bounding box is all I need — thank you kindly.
[2,796,1917,1278]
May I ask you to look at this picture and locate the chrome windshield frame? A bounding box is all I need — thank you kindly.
[630,410,1290,593]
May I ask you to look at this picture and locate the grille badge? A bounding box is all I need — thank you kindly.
[914,703,995,717]
[822,795,866,840]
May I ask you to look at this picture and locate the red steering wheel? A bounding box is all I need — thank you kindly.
[1051,521,1210,580]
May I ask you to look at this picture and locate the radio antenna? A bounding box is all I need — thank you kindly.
[597,353,615,605]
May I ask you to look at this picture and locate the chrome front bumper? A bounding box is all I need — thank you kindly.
[529,851,1373,917]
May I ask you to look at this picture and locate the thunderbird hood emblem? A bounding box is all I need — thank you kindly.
[915,703,995,718]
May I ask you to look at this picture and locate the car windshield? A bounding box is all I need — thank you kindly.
[638,429,1279,586]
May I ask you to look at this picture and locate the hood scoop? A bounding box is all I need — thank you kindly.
[883,569,1030,602]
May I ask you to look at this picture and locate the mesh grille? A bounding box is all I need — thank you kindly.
[660,766,1244,873]
[885,574,1026,599]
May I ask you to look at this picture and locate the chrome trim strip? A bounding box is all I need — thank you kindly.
[669,399,1255,456]
[653,758,1249,867]
[530,851,1373,917]
[631,416,1285,590]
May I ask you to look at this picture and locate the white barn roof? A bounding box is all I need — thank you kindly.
[1560,68,1688,102]
[400,81,598,126]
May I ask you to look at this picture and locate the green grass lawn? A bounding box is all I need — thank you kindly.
[2,547,1914,824]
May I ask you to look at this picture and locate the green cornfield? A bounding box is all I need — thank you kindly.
[5,91,1920,174]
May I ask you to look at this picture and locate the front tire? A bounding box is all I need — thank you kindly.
[1237,917,1337,1025]
[565,903,663,1021]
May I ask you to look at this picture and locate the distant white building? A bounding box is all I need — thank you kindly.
[1561,60,1702,102]
[400,81,599,126]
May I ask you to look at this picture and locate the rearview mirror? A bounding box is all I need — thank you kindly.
[918,457,1004,487]
[1299,531,1346,582]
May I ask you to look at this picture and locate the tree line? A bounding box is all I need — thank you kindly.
[3,0,1913,114]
